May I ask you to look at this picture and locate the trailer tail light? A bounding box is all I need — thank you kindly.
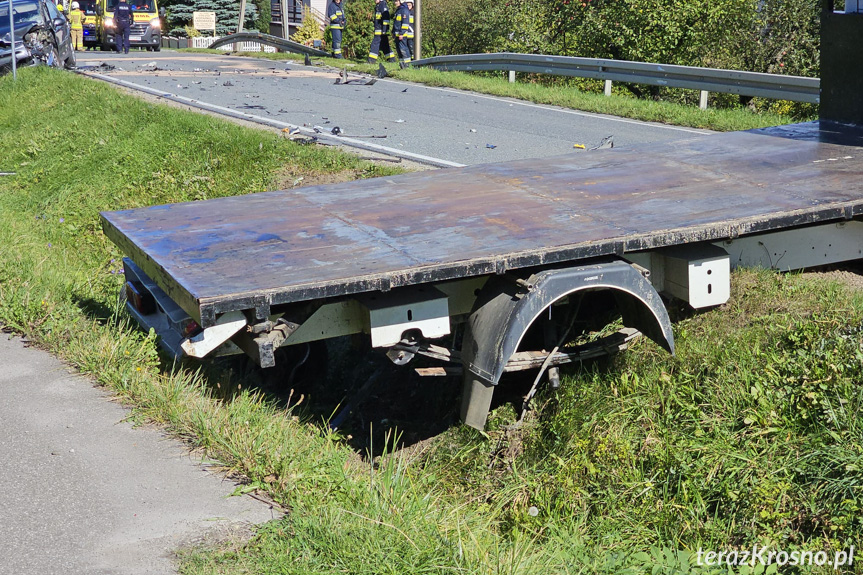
[125,281,156,315]
[181,318,201,337]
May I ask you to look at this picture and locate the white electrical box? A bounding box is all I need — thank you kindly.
[658,244,730,308]
[358,286,451,347]
[627,244,730,309]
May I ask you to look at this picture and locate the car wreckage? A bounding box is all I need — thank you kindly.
[0,0,75,75]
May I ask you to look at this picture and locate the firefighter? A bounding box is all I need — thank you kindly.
[69,1,84,51]
[368,0,395,64]
[112,0,133,53]
[326,0,345,59]
[393,0,412,65]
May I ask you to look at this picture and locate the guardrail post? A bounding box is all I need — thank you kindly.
[699,90,709,110]
[509,70,515,83]
[604,79,612,96]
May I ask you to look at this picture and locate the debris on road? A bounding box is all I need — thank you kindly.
[377,63,388,79]
[590,135,614,150]
[89,62,116,72]
[223,81,235,86]
[469,128,477,133]
[486,144,497,149]
[336,67,379,86]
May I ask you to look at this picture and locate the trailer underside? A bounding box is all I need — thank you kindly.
[101,121,863,428]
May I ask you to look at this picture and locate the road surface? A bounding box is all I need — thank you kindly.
[77,50,711,166]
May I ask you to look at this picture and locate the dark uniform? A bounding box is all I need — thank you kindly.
[327,0,345,58]
[113,0,132,54]
[368,0,395,63]
[393,0,412,65]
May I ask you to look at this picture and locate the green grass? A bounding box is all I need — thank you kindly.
[180,48,801,132]
[3,66,863,575]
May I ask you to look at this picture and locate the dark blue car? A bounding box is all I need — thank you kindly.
[1,0,76,74]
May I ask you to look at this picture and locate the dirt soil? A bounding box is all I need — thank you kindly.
[802,260,863,290]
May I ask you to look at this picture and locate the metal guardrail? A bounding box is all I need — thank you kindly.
[413,53,820,105]
[209,32,329,57]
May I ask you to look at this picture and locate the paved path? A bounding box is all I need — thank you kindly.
[0,334,276,575]
[76,50,711,166]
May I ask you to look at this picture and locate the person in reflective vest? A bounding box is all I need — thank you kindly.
[327,0,345,59]
[68,1,84,50]
[393,0,412,65]
[368,0,395,64]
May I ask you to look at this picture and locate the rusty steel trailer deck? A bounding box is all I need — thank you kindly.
[102,122,863,327]
[101,121,863,428]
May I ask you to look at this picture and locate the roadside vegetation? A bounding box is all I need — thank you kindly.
[182,48,796,132]
[2,67,862,574]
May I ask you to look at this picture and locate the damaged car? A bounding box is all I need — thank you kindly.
[1,0,76,75]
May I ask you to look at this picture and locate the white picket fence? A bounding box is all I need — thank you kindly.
[191,36,277,53]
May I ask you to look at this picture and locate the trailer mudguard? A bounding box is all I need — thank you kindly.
[460,260,674,429]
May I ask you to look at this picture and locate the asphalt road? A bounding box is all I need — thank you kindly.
[0,334,276,575]
[76,50,711,166]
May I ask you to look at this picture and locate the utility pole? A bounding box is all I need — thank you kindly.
[8,0,16,79]
[413,0,420,60]
[235,0,245,51]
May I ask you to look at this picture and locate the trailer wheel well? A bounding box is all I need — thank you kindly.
[459,260,674,429]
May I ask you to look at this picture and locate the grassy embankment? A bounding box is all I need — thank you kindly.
[2,67,863,574]
[182,47,801,132]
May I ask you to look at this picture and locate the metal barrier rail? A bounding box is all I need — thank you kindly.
[208,32,329,57]
[412,53,820,106]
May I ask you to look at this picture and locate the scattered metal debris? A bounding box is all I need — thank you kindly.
[589,135,614,150]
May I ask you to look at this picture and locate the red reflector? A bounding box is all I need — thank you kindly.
[182,319,201,337]
[125,281,156,315]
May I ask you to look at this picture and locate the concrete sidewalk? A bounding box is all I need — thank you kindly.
[0,334,277,575]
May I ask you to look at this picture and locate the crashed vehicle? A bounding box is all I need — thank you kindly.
[0,0,76,75]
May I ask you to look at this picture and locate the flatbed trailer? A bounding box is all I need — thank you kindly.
[101,121,863,429]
